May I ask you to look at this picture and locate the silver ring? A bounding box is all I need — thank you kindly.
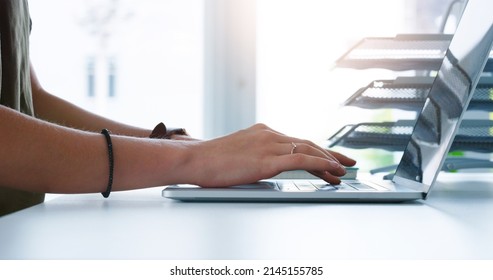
[290,142,297,155]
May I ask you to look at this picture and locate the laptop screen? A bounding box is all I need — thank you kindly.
[393,0,493,193]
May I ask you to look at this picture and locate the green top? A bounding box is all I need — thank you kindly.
[0,0,45,216]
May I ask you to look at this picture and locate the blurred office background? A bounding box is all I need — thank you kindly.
[29,0,460,143]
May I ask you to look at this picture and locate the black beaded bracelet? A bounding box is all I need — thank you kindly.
[100,129,114,198]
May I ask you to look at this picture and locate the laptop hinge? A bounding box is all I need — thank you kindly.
[392,175,430,193]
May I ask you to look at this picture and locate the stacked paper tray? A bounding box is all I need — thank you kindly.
[335,34,493,71]
[342,76,493,111]
[327,119,493,152]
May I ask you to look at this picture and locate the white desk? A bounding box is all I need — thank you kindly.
[1,173,493,260]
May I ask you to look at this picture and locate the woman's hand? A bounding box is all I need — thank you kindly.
[183,123,356,187]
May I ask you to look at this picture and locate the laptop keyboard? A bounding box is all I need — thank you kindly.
[276,180,378,192]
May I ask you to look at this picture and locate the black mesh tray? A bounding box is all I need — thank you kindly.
[342,76,493,111]
[335,34,493,71]
[327,119,493,152]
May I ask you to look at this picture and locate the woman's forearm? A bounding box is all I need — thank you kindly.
[0,105,189,194]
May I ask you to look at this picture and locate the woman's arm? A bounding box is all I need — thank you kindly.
[0,104,193,193]
[0,104,355,194]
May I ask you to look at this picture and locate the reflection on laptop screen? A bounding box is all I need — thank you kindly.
[394,0,493,192]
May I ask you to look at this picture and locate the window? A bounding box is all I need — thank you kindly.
[29,0,205,137]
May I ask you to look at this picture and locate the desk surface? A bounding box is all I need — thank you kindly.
[1,173,493,260]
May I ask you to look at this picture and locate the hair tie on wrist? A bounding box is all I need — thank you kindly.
[100,129,114,198]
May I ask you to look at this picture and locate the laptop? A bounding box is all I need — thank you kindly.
[163,0,493,202]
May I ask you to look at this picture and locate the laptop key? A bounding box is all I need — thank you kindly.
[294,181,318,191]
[311,182,338,191]
[277,181,300,192]
[334,182,358,191]
[343,181,376,191]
